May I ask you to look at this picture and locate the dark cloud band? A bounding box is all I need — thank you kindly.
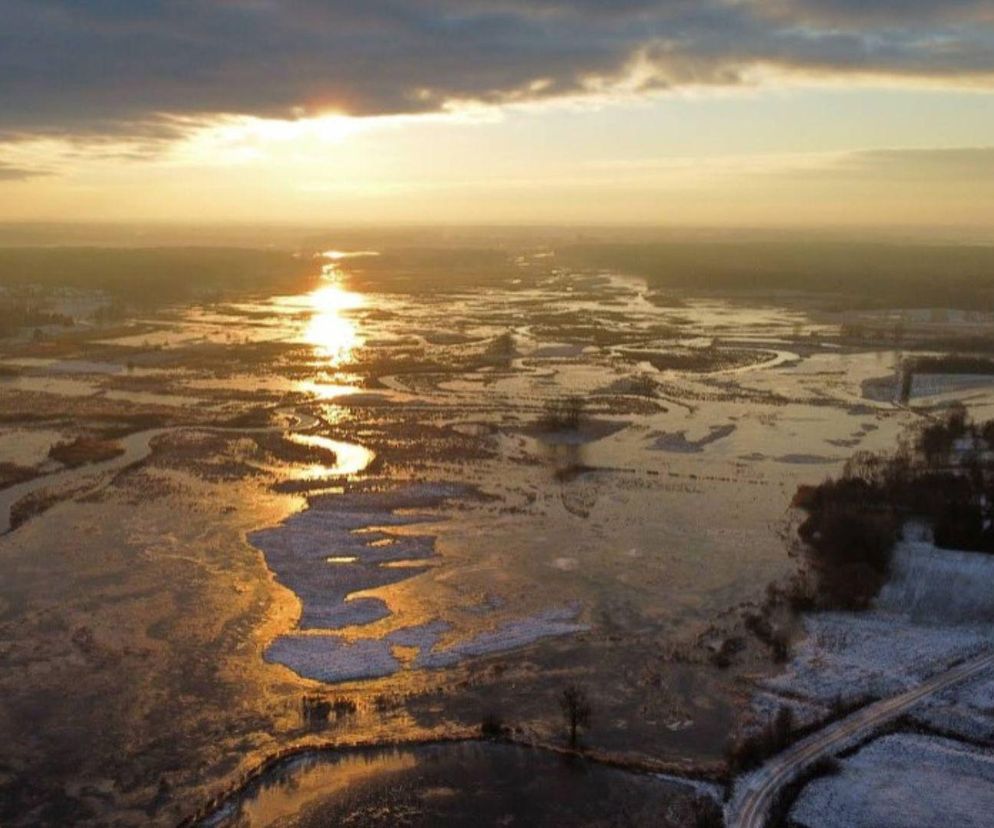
[1,1,992,139]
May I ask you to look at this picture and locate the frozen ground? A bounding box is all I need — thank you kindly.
[791,734,994,828]
[746,530,994,828]
[0,427,68,467]
[759,532,994,714]
[761,612,990,707]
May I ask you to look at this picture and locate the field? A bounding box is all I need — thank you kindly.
[3,241,994,826]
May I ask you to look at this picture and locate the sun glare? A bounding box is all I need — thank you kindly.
[303,256,366,365]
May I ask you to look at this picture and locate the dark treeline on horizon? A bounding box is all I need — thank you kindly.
[0,247,317,306]
[2,239,994,311]
[560,241,994,309]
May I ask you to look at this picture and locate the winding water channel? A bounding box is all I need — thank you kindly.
[0,407,371,535]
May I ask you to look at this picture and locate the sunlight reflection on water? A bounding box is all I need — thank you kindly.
[279,251,373,367]
[209,751,416,828]
[285,432,375,477]
[272,251,373,398]
[305,277,364,366]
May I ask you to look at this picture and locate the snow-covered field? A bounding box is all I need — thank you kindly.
[878,532,994,624]
[761,612,990,708]
[862,371,994,403]
[754,531,994,827]
[759,533,994,714]
[791,734,994,828]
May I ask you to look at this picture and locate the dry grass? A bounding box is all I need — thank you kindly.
[0,462,37,489]
[49,436,125,468]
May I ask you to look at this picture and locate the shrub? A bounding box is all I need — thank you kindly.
[487,331,517,360]
[332,697,357,716]
[631,373,657,398]
[480,712,505,738]
[795,479,898,609]
[689,797,724,828]
[711,636,745,669]
[725,706,796,774]
[301,695,332,726]
[770,630,791,663]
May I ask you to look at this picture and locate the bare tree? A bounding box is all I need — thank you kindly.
[540,395,585,432]
[559,685,592,749]
[631,373,656,399]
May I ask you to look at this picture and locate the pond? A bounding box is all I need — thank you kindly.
[200,741,707,828]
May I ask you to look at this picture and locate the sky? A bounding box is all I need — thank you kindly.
[1,0,993,229]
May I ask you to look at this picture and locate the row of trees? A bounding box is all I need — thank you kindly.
[794,405,994,608]
[0,247,317,311]
[0,300,73,338]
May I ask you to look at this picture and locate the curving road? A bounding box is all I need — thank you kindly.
[727,649,994,828]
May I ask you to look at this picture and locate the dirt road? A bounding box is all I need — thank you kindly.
[727,649,994,828]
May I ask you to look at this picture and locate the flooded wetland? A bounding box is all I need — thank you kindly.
[3,243,994,826]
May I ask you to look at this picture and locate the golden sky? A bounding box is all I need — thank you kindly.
[1,2,993,228]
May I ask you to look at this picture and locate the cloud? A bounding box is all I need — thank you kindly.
[759,0,994,26]
[587,146,994,189]
[0,162,48,181]
[822,146,994,181]
[1,1,992,141]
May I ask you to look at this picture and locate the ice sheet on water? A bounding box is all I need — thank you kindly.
[264,607,587,683]
[266,635,400,683]
[254,483,587,683]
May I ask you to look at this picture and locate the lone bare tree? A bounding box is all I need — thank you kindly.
[559,685,592,749]
[542,395,584,431]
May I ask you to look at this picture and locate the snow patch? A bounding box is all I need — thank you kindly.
[649,424,735,453]
[877,538,994,624]
[791,734,994,828]
[262,607,587,683]
[762,612,990,705]
[418,606,589,669]
[265,635,399,683]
